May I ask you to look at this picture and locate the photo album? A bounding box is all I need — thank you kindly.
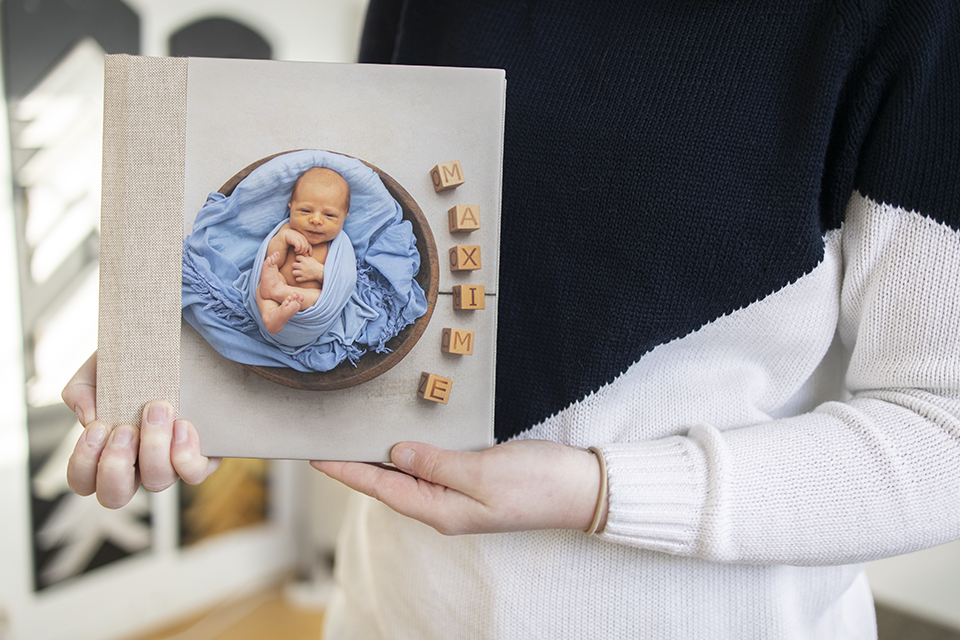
[96,55,505,460]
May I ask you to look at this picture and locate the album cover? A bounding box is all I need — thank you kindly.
[97,55,504,460]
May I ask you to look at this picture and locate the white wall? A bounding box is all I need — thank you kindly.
[0,43,31,640]
[867,539,960,630]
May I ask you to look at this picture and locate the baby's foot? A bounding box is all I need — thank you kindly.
[263,294,302,334]
[259,252,288,303]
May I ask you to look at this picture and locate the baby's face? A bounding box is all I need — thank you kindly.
[288,173,349,245]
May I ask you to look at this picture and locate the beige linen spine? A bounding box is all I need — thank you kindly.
[97,54,187,427]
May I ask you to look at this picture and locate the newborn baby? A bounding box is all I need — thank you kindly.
[182,149,428,373]
[255,167,350,334]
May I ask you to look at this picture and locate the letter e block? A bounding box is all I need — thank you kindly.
[418,372,452,404]
[452,284,485,310]
[441,328,475,355]
[430,160,465,192]
[449,245,482,271]
[448,205,481,232]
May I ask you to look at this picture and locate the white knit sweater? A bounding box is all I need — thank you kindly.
[325,0,960,636]
[325,195,959,639]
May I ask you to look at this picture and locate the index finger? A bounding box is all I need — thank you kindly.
[66,420,110,496]
[310,458,476,535]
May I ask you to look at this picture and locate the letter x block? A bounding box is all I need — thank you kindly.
[448,205,481,232]
[449,245,482,271]
[441,328,475,355]
[452,284,485,310]
[430,160,465,192]
[418,372,452,404]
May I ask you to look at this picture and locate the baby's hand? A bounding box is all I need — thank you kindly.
[292,255,324,284]
[283,229,313,256]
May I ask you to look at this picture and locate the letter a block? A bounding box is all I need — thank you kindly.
[449,245,481,271]
[418,372,452,404]
[452,284,485,310]
[448,205,481,232]
[430,160,465,192]
[441,328,475,355]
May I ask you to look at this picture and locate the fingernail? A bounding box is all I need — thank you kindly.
[146,403,169,425]
[86,423,108,448]
[112,425,135,447]
[392,446,414,471]
[173,420,188,444]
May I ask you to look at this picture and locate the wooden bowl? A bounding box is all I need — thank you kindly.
[218,150,438,390]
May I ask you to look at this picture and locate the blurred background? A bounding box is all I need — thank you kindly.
[0,1,956,639]
[0,1,364,638]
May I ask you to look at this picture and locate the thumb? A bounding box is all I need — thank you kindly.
[391,442,475,489]
[62,352,97,426]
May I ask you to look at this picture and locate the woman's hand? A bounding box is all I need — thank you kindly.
[61,352,221,508]
[311,439,606,535]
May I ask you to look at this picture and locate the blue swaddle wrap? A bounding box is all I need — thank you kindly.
[182,150,428,372]
[238,221,371,350]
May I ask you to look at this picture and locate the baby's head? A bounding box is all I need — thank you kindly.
[287,167,351,244]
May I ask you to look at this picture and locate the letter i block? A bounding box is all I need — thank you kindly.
[449,245,482,271]
[418,372,452,404]
[441,328,475,355]
[452,284,485,310]
[448,205,481,232]
[430,160,465,192]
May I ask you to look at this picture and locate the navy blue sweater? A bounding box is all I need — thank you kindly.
[360,0,960,441]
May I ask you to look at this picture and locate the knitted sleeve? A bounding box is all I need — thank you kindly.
[596,0,960,565]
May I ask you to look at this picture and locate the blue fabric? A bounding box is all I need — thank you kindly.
[237,223,374,350]
[182,150,427,372]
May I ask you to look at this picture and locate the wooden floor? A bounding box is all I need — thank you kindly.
[127,583,325,640]
[876,604,960,640]
[126,589,958,640]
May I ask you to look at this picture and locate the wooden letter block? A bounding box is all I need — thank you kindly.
[418,372,452,404]
[448,205,481,232]
[430,160,465,192]
[449,245,482,271]
[452,284,485,310]
[441,328,475,355]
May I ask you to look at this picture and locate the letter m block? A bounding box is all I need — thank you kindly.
[441,328,475,355]
[430,160,465,192]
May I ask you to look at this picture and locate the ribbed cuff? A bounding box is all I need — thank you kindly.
[595,438,708,554]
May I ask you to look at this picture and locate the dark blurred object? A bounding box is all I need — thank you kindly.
[1,0,139,99]
[169,17,271,59]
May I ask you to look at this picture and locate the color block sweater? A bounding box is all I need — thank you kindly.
[327,1,960,638]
